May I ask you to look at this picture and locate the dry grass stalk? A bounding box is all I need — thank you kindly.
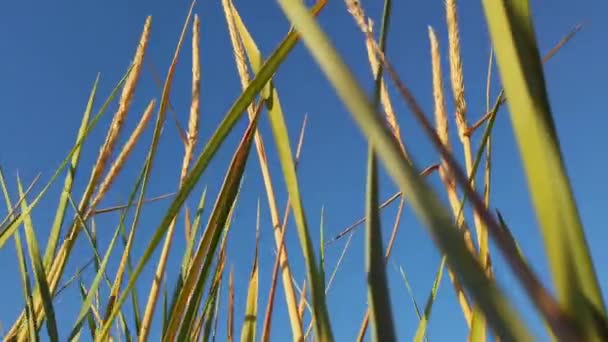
[139,4,196,339]
[222,0,304,339]
[228,267,235,342]
[298,280,308,320]
[89,99,156,214]
[429,26,473,326]
[345,1,407,158]
[87,16,152,211]
[446,0,490,272]
[181,14,201,240]
[344,0,475,335]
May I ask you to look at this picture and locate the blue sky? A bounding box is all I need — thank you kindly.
[1,0,606,340]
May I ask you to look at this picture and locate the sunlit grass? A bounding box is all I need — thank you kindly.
[1,0,605,341]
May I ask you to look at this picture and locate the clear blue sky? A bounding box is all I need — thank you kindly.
[1,0,606,340]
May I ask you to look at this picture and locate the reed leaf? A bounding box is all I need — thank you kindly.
[480,4,606,338]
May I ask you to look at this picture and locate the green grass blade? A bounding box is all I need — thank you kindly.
[319,206,326,286]
[44,74,100,268]
[0,170,39,342]
[176,191,240,341]
[17,177,59,341]
[14,230,39,342]
[413,258,445,342]
[240,210,260,342]
[182,186,208,274]
[169,108,259,342]
[77,279,98,340]
[481,2,606,336]
[265,83,333,341]
[275,1,534,340]
[365,147,397,342]
[396,265,422,322]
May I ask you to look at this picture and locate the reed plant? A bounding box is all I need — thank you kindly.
[1,0,604,341]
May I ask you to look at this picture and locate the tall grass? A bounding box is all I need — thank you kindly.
[1,0,605,341]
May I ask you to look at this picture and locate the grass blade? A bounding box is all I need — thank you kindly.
[224,2,327,338]
[17,177,59,341]
[413,258,446,342]
[275,1,535,339]
[43,74,100,268]
[365,147,396,342]
[240,209,260,342]
[0,172,39,342]
[68,206,124,340]
[481,1,606,337]
[228,267,235,342]
[162,102,261,341]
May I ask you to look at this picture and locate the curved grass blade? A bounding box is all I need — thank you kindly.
[481,2,606,337]
[275,1,534,340]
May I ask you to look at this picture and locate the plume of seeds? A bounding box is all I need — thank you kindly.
[446,0,490,271]
[446,0,467,137]
[85,16,152,212]
[345,0,407,158]
[181,14,201,240]
[180,14,201,186]
[88,99,156,214]
[429,26,473,326]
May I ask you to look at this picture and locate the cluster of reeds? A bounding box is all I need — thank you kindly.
[0,0,604,341]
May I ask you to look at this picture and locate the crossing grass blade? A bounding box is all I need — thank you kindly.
[480,2,607,337]
[162,104,261,341]
[163,186,208,335]
[275,1,534,340]
[225,2,327,339]
[175,183,242,341]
